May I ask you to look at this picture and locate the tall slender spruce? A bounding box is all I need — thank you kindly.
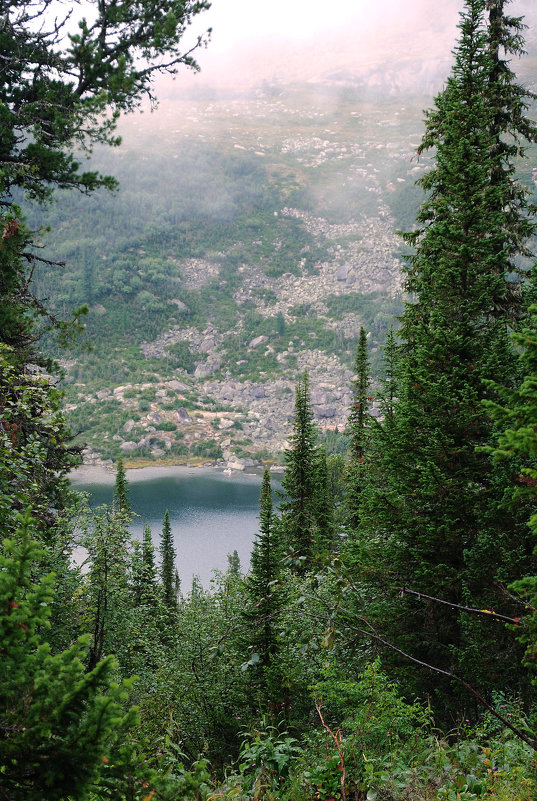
[244,468,286,708]
[362,0,536,709]
[345,327,371,532]
[113,456,131,517]
[160,510,177,612]
[279,371,320,569]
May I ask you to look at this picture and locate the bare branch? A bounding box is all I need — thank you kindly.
[401,586,525,626]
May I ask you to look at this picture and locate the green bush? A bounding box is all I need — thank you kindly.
[157,421,178,432]
[189,440,223,460]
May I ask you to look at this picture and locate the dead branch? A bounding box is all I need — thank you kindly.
[400,586,525,626]
[315,700,347,801]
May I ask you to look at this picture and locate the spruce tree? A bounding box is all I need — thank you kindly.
[313,445,335,553]
[481,308,537,678]
[84,506,131,672]
[361,0,536,709]
[160,509,177,612]
[227,550,241,577]
[142,523,156,586]
[113,455,131,517]
[243,468,286,708]
[131,523,157,607]
[345,327,371,532]
[279,371,319,569]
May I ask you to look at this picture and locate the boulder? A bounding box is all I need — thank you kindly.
[174,408,191,424]
[167,380,189,392]
[120,441,138,453]
[316,406,337,419]
[218,418,234,430]
[170,299,188,312]
[248,335,269,349]
[194,356,221,378]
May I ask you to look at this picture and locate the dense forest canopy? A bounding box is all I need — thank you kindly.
[4,1,537,800]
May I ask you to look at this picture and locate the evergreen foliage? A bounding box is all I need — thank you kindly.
[243,468,286,708]
[5,0,537,796]
[160,509,177,611]
[227,549,242,577]
[113,456,131,516]
[484,307,537,677]
[83,506,132,672]
[0,513,138,801]
[142,523,157,594]
[312,445,335,552]
[279,371,320,569]
[345,327,371,532]
[353,0,537,710]
[0,345,78,537]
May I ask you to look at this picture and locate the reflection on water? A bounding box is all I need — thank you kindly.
[71,466,273,589]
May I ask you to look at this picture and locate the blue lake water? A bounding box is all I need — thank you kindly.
[70,465,279,589]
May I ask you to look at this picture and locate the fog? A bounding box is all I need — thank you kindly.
[177,0,537,93]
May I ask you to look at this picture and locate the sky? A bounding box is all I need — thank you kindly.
[200,0,375,51]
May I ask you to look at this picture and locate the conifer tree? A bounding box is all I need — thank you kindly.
[84,506,131,672]
[113,455,131,516]
[243,468,286,707]
[313,445,335,552]
[142,523,156,586]
[160,509,177,612]
[227,549,242,577]
[131,523,157,607]
[484,307,537,675]
[0,514,139,801]
[345,328,371,532]
[361,0,536,706]
[279,371,319,569]
[377,325,399,425]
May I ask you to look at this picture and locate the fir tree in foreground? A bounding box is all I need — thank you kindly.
[354,0,537,712]
[0,514,138,801]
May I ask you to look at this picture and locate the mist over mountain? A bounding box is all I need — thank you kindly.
[31,0,537,469]
[167,0,537,96]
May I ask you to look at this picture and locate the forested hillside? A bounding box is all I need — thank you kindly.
[4,1,537,800]
[20,15,536,467]
[28,85,421,465]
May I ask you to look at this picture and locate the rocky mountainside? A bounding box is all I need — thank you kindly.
[32,22,537,470]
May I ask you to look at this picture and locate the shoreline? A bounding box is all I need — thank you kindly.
[70,461,283,485]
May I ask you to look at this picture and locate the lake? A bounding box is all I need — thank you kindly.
[70,465,279,589]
